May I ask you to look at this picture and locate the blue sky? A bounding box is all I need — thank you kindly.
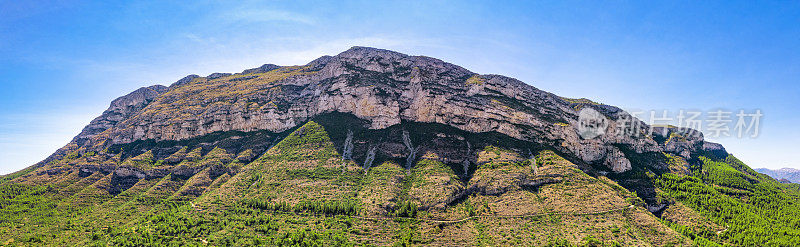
[1,0,799,174]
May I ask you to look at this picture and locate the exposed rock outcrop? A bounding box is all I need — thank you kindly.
[242,64,280,74]
[170,74,199,88]
[74,85,168,145]
[45,46,721,173]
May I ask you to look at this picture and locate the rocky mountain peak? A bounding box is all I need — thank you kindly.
[241,63,281,74]
[170,74,199,87]
[33,84,171,166]
[312,46,474,83]
[109,85,167,109]
[4,45,793,247]
[336,46,408,60]
[77,84,168,141]
[38,47,725,175]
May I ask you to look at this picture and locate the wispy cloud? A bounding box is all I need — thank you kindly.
[221,8,315,25]
[69,34,435,85]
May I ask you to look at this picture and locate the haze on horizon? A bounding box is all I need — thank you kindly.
[1,1,799,175]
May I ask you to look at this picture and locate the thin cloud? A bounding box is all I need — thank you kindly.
[222,8,315,25]
[68,35,435,85]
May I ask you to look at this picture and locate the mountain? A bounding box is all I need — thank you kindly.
[2,46,799,246]
[756,168,800,183]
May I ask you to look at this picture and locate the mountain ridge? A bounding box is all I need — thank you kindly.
[4,46,798,246]
[755,167,800,183]
[34,46,721,177]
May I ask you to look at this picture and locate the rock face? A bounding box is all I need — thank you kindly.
[241,64,280,74]
[43,46,718,173]
[604,147,632,173]
[652,126,705,160]
[74,85,168,145]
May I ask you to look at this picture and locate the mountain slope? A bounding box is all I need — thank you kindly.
[755,168,800,183]
[1,47,798,246]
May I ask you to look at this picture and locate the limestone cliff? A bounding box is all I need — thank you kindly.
[41,47,723,173]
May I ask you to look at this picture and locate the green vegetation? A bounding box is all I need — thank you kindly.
[466,75,485,85]
[240,197,361,216]
[4,115,799,246]
[695,156,755,190]
[656,155,800,246]
[0,164,39,184]
[122,150,156,170]
[392,200,418,218]
[97,201,355,246]
[0,142,689,246]
[263,121,338,162]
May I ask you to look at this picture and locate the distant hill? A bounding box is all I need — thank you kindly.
[756,168,800,183]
